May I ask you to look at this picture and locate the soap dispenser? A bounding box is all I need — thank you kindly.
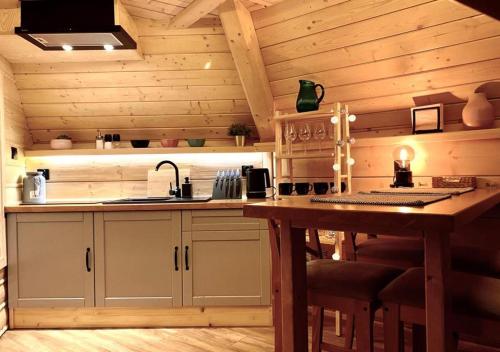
[182,177,193,198]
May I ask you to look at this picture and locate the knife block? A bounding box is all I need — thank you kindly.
[212,170,242,199]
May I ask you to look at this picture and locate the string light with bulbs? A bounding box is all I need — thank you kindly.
[329,103,356,193]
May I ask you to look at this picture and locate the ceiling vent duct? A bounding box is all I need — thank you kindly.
[15,0,137,51]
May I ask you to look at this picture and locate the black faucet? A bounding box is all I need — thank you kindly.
[155,160,181,198]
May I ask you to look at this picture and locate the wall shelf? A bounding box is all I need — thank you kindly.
[24,145,274,157]
[353,127,500,147]
[23,128,500,157]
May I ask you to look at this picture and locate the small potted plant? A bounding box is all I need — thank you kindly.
[50,134,73,150]
[228,123,251,147]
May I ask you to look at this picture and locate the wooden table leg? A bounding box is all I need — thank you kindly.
[280,220,308,352]
[424,231,454,352]
[268,220,282,352]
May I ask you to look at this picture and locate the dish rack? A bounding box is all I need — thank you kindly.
[274,102,355,193]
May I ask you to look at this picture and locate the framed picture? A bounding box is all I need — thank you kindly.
[411,104,444,134]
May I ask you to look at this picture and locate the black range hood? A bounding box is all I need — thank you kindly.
[15,0,137,51]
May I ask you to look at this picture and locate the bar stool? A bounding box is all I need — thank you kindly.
[268,221,404,352]
[379,267,500,351]
[308,259,404,351]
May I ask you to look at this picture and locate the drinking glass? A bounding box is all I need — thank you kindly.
[284,122,298,155]
[298,123,312,153]
[313,122,326,152]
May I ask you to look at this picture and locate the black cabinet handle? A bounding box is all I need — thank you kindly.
[174,246,179,271]
[185,246,189,271]
[85,248,91,272]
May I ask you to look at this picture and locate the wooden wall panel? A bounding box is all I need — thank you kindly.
[260,1,478,64]
[11,21,256,145]
[26,153,267,200]
[286,132,500,192]
[265,15,500,81]
[1,55,30,204]
[253,0,499,137]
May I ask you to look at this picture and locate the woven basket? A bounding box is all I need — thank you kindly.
[432,176,476,188]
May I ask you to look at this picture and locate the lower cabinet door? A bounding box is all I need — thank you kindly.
[94,211,182,307]
[7,212,95,308]
[182,210,270,306]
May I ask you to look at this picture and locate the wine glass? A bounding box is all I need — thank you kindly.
[298,123,312,154]
[284,123,297,155]
[313,122,326,152]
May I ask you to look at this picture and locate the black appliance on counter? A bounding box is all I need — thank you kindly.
[246,168,271,199]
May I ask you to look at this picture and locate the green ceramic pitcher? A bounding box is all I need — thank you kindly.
[296,80,325,112]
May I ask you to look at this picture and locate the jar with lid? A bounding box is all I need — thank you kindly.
[104,134,113,149]
[23,171,46,204]
[112,134,121,148]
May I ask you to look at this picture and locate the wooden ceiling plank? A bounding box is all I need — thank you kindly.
[12,53,237,73]
[134,17,223,36]
[219,0,274,141]
[19,85,248,104]
[27,114,255,129]
[169,0,227,29]
[245,0,274,6]
[122,0,183,16]
[0,8,19,34]
[14,70,241,89]
[22,100,251,117]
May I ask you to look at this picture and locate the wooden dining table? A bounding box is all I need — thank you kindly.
[243,189,500,352]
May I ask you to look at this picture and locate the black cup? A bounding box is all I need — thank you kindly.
[313,182,329,195]
[341,181,347,193]
[295,182,313,195]
[278,182,294,195]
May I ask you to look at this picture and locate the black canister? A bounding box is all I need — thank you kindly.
[182,177,193,198]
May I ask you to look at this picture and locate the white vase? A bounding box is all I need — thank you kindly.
[462,92,494,129]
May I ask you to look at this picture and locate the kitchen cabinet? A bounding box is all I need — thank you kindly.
[7,213,94,307]
[182,210,270,306]
[7,209,270,309]
[94,211,182,307]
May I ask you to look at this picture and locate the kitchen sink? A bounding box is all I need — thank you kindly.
[102,196,211,204]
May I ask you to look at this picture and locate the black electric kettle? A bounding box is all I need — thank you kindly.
[246,168,271,199]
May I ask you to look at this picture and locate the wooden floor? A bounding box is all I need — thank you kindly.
[0,325,498,352]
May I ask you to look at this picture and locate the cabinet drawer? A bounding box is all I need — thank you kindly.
[183,209,264,231]
[17,212,84,223]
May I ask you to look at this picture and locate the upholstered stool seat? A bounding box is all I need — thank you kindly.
[308,259,404,301]
[379,267,500,350]
[306,259,403,351]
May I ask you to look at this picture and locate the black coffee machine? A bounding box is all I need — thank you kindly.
[246,168,271,199]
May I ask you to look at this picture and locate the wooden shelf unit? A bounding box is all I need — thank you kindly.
[274,103,354,192]
[24,145,274,157]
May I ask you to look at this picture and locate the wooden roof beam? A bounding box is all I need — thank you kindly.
[169,0,227,29]
[219,0,275,141]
